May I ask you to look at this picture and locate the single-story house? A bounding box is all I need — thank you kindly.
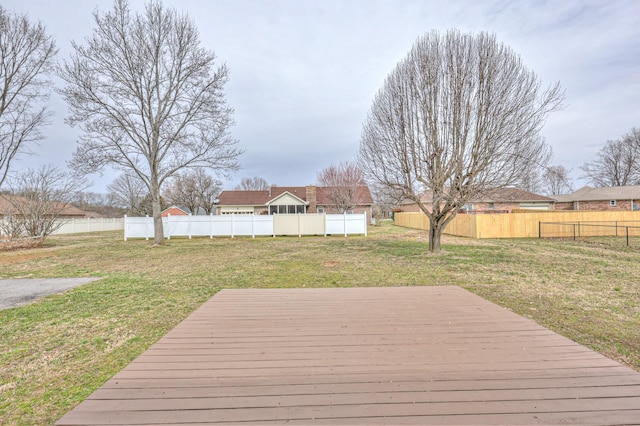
[553,185,640,211]
[216,185,374,220]
[0,194,98,219]
[400,188,556,213]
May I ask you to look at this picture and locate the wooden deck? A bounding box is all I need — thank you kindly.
[56,286,640,425]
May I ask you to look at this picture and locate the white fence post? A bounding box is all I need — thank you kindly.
[344,212,347,237]
[120,213,366,240]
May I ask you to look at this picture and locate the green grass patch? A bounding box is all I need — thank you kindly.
[0,224,639,424]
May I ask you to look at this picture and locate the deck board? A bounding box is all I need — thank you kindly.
[56,286,640,425]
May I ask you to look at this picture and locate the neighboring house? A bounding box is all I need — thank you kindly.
[400,188,556,213]
[0,194,98,219]
[161,205,190,217]
[216,185,374,220]
[553,185,640,211]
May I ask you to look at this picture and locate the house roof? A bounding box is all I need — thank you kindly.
[472,188,555,203]
[316,186,374,205]
[217,186,374,206]
[0,194,94,217]
[161,205,190,216]
[553,185,640,202]
[408,188,555,205]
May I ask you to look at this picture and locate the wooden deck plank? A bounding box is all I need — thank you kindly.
[56,286,640,425]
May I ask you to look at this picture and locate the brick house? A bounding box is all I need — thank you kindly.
[553,185,640,211]
[216,185,374,220]
[400,188,556,213]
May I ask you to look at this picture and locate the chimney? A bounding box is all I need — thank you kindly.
[306,185,317,213]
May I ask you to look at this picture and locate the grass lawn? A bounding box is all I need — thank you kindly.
[1,222,639,425]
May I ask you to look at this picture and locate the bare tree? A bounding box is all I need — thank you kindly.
[164,169,222,214]
[514,148,552,194]
[0,6,57,188]
[107,172,148,215]
[71,191,124,217]
[358,30,563,252]
[235,177,270,191]
[192,169,222,215]
[369,181,404,224]
[59,0,241,245]
[542,165,574,195]
[163,170,200,214]
[581,128,640,187]
[317,161,366,213]
[0,165,80,241]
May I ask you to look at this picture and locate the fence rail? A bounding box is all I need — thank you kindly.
[124,213,368,240]
[52,218,124,235]
[395,211,640,239]
[539,221,640,247]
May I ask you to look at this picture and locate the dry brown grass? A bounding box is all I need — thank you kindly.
[0,223,639,424]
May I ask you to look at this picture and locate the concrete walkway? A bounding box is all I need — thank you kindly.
[0,277,101,310]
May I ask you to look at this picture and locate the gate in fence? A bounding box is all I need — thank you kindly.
[124,213,368,240]
[539,221,640,247]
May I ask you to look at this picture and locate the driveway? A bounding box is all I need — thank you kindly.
[0,278,101,310]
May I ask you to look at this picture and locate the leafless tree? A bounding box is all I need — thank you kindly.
[59,0,241,245]
[581,128,640,187]
[235,177,270,191]
[317,161,366,213]
[107,172,148,216]
[163,169,221,214]
[369,182,404,224]
[513,148,552,194]
[71,191,124,217]
[0,165,80,240]
[358,30,563,252]
[0,6,57,188]
[163,172,200,214]
[192,170,222,215]
[542,165,574,195]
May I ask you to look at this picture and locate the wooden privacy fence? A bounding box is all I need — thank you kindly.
[395,211,640,239]
[124,213,368,240]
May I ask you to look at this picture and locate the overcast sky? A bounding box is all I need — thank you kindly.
[5,0,640,193]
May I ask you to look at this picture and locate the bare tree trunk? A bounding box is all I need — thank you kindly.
[429,219,444,253]
[150,179,164,245]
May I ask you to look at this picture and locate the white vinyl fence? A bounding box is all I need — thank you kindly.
[124,213,368,240]
[52,218,124,235]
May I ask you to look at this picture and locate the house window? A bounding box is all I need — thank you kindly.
[270,204,305,214]
[634,204,639,211]
[317,206,324,213]
[488,203,495,210]
[610,200,617,207]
